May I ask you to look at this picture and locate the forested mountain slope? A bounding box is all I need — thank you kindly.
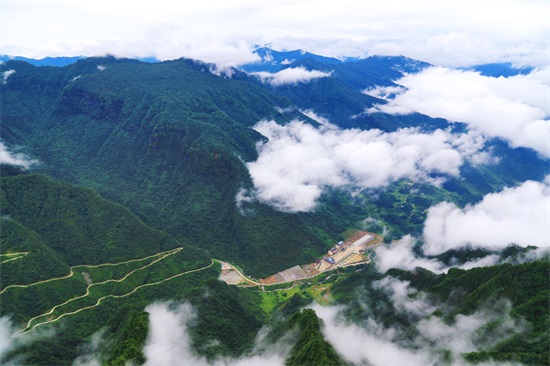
[1,57,344,276]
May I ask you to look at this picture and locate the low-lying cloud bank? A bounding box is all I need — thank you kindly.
[245,120,488,212]
[313,284,525,366]
[143,302,290,366]
[0,140,38,169]
[250,67,332,86]
[375,235,549,275]
[366,66,550,157]
[423,176,550,254]
[373,177,549,273]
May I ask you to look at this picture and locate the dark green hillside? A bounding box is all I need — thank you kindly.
[1,57,548,277]
[187,279,265,359]
[0,218,69,287]
[0,57,349,276]
[105,307,149,366]
[0,173,211,329]
[0,174,180,265]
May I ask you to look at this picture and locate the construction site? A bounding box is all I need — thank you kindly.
[219,231,381,287]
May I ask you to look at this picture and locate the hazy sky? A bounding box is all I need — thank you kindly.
[2,0,548,67]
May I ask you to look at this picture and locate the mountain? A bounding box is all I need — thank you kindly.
[0,173,182,269]
[2,56,547,276]
[241,51,451,131]
[241,47,342,73]
[246,58,447,131]
[465,62,534,77]
[1,51,548,365]
[0,172,210,324]
[1,56,353,277]
[0,55,85,67]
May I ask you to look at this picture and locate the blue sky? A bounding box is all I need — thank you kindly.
[1,0,548,67]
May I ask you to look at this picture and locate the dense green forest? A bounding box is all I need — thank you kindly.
[1,55,548,365]
[0,171,547,365]
[2,57,546,277]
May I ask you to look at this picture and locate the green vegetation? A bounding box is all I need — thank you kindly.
[105,307,149,366]
[285,309,345,366]
[332,259,550,365]
[0,174,180,267]
[1,56,549,365]
[187,279,265,359]
[1,217,70,287]
[2,267,219,366]
[258,286,306,314]
[0,58,342,277]
[2,57,547,277]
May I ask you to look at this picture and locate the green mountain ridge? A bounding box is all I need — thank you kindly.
[1,55,548,365]
[2,57,547,277]
[0,175,547,364]
[1,57,346,277]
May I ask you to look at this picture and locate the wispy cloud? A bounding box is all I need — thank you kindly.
[313,304,433,366]
[2,70,15,84]
[0,316,56,366]
[244,120,488,212]
[375,235,502,274]
[143,302,290,366]
[313,289,526,366]
[250,67,332,86]
[0,140,38,169]
[71,329,109,366]
[367,67,550,157]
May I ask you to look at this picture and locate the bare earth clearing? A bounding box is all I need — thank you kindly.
[220,231,381,288]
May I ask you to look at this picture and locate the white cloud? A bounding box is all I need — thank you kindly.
[71,329,108,366]
[2,70,15,84]
[376,236,448,273]
[0,141,38,169]
[0,316,56,365]
[364,85,406,101]
[312,304,434,366]
[414,301,525,356]
[375,235,502,274]
[299,109,334,127]
[423,177,550,255]
[245,120,487,212]
[313,295,525,366]
[143,302,204,366]
[373,277,437,318]
[0,317,16,361]
[143,302,289,366]
[2,1,548,68]
[96,65,105,71]
[251,67,332,86]
[368,67,550,157]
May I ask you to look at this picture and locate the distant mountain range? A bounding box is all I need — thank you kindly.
[2,47,533,77]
